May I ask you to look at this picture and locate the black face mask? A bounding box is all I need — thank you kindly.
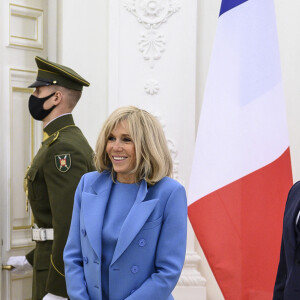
[28,92,56,121]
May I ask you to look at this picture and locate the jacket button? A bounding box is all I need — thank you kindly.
[296,259,300,265]
[81,228,87,236]
[83,256,88,264]
[138,238,146,247]
[131,265,139,274]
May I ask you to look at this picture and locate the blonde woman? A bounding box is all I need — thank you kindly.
[63,106,187,300]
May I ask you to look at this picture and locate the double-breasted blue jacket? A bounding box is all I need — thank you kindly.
[63,171,187,300]
[273,181,300,300]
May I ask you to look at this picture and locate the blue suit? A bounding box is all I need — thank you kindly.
[63,171,187,300]
[273,181,300,300]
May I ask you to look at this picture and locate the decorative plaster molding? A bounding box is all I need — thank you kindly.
[177,251,206,287]
[153,113,179,180]
[9,4,44,50]
[124,0,181,27]
[11,273,34,300]
[123,0,181,68]
[10,68,36,88]
[144,79,159,95]
[139,30,165,67]
[9,69,37,249]
[167,138,179,180]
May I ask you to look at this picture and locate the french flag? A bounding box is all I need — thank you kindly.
[188,0,293,299]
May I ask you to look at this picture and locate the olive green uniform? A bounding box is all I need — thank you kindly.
[25,114,95,299]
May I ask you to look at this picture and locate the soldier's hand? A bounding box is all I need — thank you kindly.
[6,256,32,275]
[43,293,68,300]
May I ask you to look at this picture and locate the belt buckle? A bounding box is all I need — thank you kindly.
[32,228,47,241]
[40,228,47,241]
[32,228,38,241]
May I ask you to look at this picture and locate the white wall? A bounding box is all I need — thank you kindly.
[275,0,300,182]
[56,0,109,150]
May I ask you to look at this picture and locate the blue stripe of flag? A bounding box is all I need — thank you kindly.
[219,0,248,16]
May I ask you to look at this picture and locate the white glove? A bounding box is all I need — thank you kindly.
[43,293,68,300]
[6,256,32,275]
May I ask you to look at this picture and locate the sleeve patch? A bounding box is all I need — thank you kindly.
[55,154,71,172]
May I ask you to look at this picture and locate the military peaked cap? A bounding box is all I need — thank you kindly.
[28,56,90,91]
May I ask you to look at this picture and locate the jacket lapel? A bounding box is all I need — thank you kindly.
[111,180,158,265]
[82,172,113,258]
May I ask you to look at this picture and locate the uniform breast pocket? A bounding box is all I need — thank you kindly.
[142,216,163,230]
[26,167,38,200]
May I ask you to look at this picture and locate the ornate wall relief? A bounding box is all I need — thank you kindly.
[123,0,181,94]
[167,138,179,180]
[139,29,165,68]
[144,79,159,95]
[177,251,206,287]
[153,113,179,180]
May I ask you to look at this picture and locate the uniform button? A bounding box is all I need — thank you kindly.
[131,265,139,274]
[83,256,88,264]
[81,229,87,236]
[101,256,105,263]
[296,259,300,265]
[138,238,146,247]
[130,289,135,295]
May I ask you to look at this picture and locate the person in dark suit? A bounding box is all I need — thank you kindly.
[7,56,95,300]
[63,106,187,300]
[273,181,300,300]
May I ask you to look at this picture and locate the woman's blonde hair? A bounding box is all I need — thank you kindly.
[94,106,173,185]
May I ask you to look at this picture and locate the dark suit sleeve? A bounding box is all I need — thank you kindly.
[273,237,287,300]
[43,142,92,297]
[125,184,187,300]
[272,182,300,300]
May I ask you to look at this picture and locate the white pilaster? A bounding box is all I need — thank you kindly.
[108,1,206,298]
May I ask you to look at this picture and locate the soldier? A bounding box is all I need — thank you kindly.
[7,56,95,300]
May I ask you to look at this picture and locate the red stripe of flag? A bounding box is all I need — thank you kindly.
[189,148,292,299]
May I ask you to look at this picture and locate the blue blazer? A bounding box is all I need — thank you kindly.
[63,171,187,300]
[273,181,300,300]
